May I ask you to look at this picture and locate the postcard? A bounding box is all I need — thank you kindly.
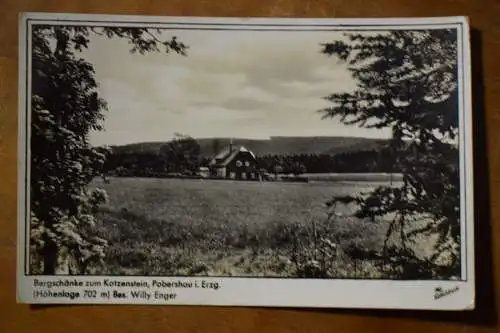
[17,12,474,310]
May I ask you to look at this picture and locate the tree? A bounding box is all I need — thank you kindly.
[273,164,284,179]
[29,26,187,274]
[290,162,307,176]
[320,29,460,279]
[160,133,201,174]
[212,138,221,155]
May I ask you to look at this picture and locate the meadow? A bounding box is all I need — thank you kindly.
[90,176,432,278]
[302,173,403,182]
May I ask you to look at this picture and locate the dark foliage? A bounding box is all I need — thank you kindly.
[159,133,201,174]
[102,143,404,177]
[255,147,403,174]
[30,25,187,274]
[320,29,461,279]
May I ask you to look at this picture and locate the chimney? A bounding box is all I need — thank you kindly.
[229,138,233,152]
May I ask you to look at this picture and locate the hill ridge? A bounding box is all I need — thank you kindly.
[107,136,390,157]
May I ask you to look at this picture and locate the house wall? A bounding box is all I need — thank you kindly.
[225,151,258,179]
[216,167,226,178]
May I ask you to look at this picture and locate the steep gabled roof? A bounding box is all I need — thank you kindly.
[209,145,256,167]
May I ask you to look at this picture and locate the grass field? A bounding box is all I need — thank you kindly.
[303,173,403,182]
[90,176,428,278]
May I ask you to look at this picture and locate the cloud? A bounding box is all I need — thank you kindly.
[79,29,390,145]
[191,85,278,111]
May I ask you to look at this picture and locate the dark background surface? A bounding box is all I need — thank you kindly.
[0,1,498,332]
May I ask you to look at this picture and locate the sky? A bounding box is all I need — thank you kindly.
[78,29,393,146]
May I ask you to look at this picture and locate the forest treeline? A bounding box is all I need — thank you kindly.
[100,143,403,177]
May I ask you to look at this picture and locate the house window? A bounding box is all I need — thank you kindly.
[244,161,250,167]
[235,160,242,167]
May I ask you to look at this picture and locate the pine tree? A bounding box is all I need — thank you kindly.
[321,29,461,279]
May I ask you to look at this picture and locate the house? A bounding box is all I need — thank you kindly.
[208,143,259,180]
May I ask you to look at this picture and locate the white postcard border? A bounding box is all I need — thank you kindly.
[16,13,475,310]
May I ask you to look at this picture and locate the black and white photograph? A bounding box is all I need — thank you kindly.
[17,13,475,309]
